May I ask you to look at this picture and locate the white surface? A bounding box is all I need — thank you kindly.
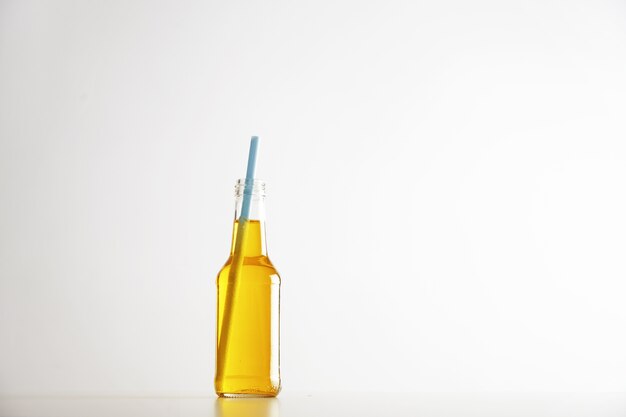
[2,0,626,395]
[1,393,626,417]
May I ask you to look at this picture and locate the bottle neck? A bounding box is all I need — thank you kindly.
[230,195,267,257]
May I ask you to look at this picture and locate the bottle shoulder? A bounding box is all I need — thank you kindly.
[220,254,278,269]
[217,256,281,284]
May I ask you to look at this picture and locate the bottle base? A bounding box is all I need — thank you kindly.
[218,392,278,398]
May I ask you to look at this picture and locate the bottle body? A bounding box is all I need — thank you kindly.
[215,181,281,397]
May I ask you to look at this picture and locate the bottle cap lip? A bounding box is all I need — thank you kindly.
[235,178,266,197]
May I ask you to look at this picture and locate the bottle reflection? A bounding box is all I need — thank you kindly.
[214,397,279,417]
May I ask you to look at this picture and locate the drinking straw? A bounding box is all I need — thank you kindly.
[240,136,259,220]
[216,136,259,378]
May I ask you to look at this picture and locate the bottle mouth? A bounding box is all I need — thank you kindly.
[235,178,266,197]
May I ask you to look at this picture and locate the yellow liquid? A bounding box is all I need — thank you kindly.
[215,220,281,397]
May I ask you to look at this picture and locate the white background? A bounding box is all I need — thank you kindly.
[1,0,626,395]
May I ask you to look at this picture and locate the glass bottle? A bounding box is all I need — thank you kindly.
[215,179,281,397]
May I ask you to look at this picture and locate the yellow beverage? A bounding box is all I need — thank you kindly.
[215,219,281,397]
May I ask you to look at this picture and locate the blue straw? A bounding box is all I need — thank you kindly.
[216,136,260,373]
[239,136,259,220]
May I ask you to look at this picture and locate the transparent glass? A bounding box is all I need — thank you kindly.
[214,179,281,397]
